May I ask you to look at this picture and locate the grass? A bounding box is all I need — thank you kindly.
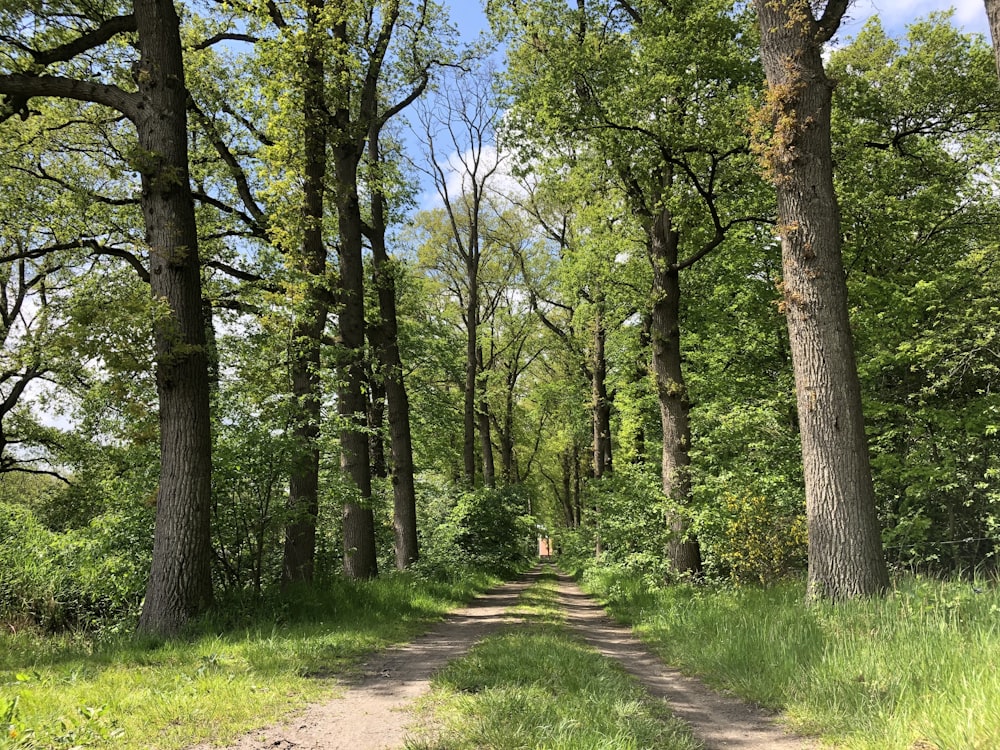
[0,571,495,749]
[408,569,701,750]
[582,567,1000,750]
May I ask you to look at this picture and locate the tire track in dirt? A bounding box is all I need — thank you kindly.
[554,570,818,750]
[191,568,819,750]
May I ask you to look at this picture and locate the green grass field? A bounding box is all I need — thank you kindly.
[0,572,494,749]
[582,568,1000,750]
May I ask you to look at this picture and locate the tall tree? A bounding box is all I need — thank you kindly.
[419,66,506,489]
[367,128,419,568]
[282,0,329,585]
[1,0,214,633]
[327,0,450,578]
[754,0,889,600]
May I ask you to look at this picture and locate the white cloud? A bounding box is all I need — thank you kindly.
[421,143,529,210]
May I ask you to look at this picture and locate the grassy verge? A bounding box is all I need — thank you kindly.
[0,571,495,749]
[581,567,1000,750]
[408,569,701,750]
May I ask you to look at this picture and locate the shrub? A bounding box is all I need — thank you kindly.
[560,464,675,584]
[416,478,534,579]
[0,500,151,632]
[694,491,807,584]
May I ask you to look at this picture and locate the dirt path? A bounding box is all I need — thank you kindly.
[189,576,535,750]
[553,571,818,750]
[192,569,819,750]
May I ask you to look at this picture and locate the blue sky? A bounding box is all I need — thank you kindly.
[442,1,992,43]
[845,0,989,37]
[418,1,994,209]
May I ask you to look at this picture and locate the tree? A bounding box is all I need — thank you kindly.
[327,0,452,578]
[1,0,213,634]
[494,0,765,573]
[367,128,419,568]
[753,0,889,600]
[985,0,1000,78]
[419,65,508,489]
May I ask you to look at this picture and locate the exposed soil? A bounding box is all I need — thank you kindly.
[191,568,819,750]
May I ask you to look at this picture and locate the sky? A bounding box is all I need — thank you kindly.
[442,0,993,47]
[420,1,995,209]
[844,0,990,37]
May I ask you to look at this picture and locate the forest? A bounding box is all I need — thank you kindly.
[1,0,1000,693]
[3,0,1000,746]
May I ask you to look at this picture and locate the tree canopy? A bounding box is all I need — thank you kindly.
[2,0,999,632]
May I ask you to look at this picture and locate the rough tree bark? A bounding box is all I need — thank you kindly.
[755,0,889,600]
[368,129,419,569]
[649,210,701,574]
[282,0,327,585]
[985,0,1000,78]
[119,0,216,635]
[332,131,378,579]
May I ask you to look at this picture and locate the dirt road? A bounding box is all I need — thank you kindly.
[191,568,818,750]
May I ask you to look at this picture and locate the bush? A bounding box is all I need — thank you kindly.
[559,464,676,585]
[0,500,151,632]
[416,478,535,579]
[694,491,807,584]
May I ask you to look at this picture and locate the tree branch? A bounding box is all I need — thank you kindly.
[31,15,137,67]
[816,0,850,44]
[0,74,139,122]
[190,32,258,51]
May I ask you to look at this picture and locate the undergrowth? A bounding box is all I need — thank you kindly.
[0,570,495,749]
[581,567,1000,750]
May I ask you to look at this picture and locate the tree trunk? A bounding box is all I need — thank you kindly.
[463,269,478,487]
[368,131,419,569]
[333,142,377,580]
[986,0,1000,79]
[560,447,575,526]
[649,210,701,574]
[592,305,613,478]
[755,0,888,600]
[134,0,213,635]
[500,370,515,482]
[477,345,496,488]
[368,372,387,479]
[282,0,327,586]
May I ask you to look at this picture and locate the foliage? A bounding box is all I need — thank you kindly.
[830,15,1000,573]
[0,495,152,633]
[694,493,807,585]
[415,478,535,579]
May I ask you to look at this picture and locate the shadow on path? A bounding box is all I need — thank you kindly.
[554,569,818,750]
[190,567,818,750]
